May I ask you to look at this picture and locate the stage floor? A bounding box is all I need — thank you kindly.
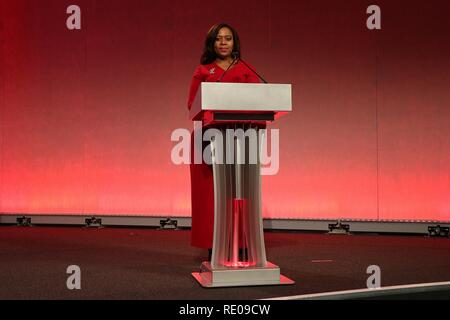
[1,226,450,299]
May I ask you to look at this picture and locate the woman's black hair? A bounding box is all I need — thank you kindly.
[200,23,241,65]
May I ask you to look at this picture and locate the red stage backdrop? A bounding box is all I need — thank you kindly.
[0,0,449,221]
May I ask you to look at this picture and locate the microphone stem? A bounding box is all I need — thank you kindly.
[239,59,268,84]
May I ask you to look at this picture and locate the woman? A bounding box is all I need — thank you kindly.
[187,23,261,256]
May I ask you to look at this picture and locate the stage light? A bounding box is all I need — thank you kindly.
[159,218,178,230]
[16,216,32,227]
[85,216,103,228]
[428,225,449,237]
[328,220,350,235]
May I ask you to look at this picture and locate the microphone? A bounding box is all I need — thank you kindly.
[217,52,239,82]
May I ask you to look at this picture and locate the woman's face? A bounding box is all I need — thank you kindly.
[214,27,234,60]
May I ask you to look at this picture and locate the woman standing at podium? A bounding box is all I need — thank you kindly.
[187,23,260,256]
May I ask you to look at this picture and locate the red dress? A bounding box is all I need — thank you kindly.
[187,61,260,249]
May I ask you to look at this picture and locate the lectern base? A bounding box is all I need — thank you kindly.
[191,262,295,288]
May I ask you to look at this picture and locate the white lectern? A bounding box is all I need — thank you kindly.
[191,82,294,287]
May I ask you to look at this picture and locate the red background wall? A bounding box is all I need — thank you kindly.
[0,0,449,221]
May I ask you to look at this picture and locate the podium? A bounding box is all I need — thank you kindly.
[190,82,294,287]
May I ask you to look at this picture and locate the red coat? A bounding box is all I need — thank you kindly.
[187,60,261,249]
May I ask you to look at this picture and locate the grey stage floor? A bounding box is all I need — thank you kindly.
[1,226,450,300]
